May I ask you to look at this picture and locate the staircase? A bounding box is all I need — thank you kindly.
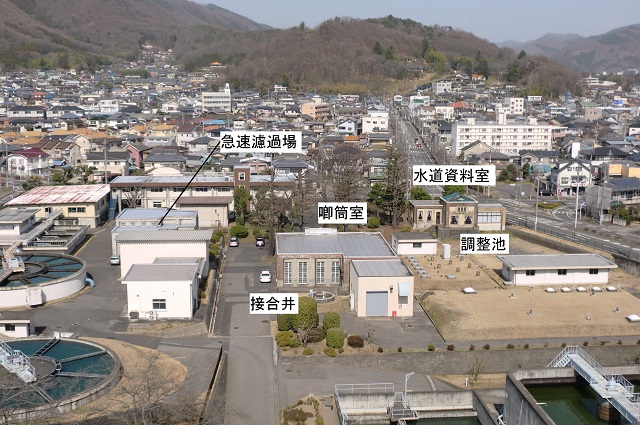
[0,336,36,383]
[549,346,640,424]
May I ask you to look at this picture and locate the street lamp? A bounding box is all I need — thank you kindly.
[404,372,414,408]
[534,162,540,231]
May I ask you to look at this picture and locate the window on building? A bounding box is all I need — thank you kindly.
[152,202,162,208]
[589,269,599,275]
[477,212,502,223]
[331,261,340,284]
[218,187,231,192]
[464,216,472,225]
[152,299,166,309]
[316,261,325,284]
[150,187,163,192]
[239,172,246,181]
[525,270,536,276]
[413,243,422,248]
[450,216,458,224]
[284,261,292,284]
[173,187,183,193]
[4,324,15,331]
[558,269,567,275]
[418,211,423,220]
[67,207,86,213]
[298,261,308,284]
[195,187,208,192]
[44,207,52,214]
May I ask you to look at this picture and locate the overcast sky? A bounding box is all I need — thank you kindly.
[198,0,640,43]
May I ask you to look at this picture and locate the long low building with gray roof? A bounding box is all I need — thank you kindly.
[498,253,617,286]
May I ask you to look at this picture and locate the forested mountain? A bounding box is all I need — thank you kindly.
[0,1,579,96]
[499,24,640,73]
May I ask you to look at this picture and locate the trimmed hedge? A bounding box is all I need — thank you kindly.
[347,335,364,348]
[326,327,344,349]
[323,347,337,357]
[367,217,380,228]
[277,315,293,331]
[229,225,249,238]
[276,331,293,347]
[291,297,318,329]
[306,327,326,343]
[322,311,340,330]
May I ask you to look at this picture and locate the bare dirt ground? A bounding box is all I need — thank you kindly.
[422,231,640,341]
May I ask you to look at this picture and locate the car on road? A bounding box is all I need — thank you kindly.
[539,190,553,196]
[255,236,265,247]
[229,236,239,247]
[259,270,271,283]
[110,255,120,265]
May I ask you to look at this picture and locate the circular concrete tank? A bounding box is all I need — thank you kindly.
[0,253,87,309]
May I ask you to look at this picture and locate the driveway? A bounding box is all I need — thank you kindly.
[214,239,279,425]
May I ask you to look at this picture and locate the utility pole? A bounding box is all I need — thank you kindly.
[103,138,108,184]
[574,165,582,228]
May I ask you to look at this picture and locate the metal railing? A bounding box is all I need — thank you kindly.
[335,383,395,425]
[507,216,640,262]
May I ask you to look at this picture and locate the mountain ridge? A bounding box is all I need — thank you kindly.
[498,24,640,72]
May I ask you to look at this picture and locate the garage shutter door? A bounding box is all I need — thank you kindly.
[366,291,388,317]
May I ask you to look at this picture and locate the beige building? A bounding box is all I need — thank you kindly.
[5,184,111,228]
[407,194,505,236]
[301,99,331,121]
[350,260,414,317]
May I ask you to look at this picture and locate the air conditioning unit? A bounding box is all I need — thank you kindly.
[148,311,156,320]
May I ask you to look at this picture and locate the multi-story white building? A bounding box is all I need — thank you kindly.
[451,115,563,158]
[201,83,232,113]
[362,110,389,134]
[504,97,524,115]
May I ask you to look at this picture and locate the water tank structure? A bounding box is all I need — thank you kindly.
[0,253,87,309]
[0,337,121,421]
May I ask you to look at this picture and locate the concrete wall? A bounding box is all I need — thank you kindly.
[284,346,640,376]
[504,374,554,425]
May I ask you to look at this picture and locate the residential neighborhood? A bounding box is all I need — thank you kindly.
[3,39,640,425]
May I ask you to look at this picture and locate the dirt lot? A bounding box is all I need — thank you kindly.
[418,231,640,341]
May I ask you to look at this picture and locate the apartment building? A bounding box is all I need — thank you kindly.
[201,83,232,113]
[451,115,563,158]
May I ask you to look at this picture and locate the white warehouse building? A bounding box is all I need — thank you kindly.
[498,254,617,286]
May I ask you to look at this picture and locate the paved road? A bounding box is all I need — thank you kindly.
[214,241,278,425]
[396,119,442,197]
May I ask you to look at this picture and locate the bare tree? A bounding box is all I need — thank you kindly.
[120,186,144,209]
[331,145,366,203]
[103,349,188,425]
[468,356,486,384]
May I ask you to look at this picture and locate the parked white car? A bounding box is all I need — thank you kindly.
[259,270,271,283]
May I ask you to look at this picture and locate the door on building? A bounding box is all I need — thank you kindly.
[365,291,388,317]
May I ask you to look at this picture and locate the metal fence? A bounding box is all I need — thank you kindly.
[507,216,640,262]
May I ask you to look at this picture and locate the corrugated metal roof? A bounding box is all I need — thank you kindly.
[497,254,616,270]
[176,196,232,205]
[392,232,437,242]
[123,264,199,281]
[0,208,39,223]
[116,229,213,242]
[351,260,412,277]
[6,184,110,205]
[116,208,197,220]
[276,232,394,257]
